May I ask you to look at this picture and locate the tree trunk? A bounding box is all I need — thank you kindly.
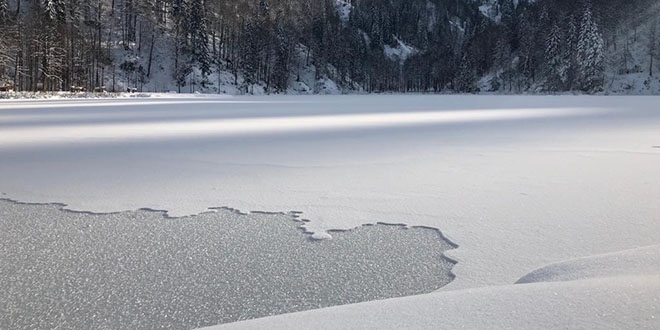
[147,32,155,77]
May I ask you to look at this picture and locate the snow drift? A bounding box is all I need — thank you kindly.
[201,246,660,330]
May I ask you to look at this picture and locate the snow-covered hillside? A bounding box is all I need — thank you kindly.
[2,0,657,95]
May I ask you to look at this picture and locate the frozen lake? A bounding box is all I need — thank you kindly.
[0,199,455,330]
[0,95,659,329]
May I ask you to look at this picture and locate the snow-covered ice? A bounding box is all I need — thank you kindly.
[0,94,659,328]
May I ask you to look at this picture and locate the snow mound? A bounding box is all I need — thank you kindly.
[316,78,341,95]
[310,232,333,240]
[287,81,312,95]
[517,244,660,284]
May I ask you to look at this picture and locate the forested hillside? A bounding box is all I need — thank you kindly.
[0,0,658,94]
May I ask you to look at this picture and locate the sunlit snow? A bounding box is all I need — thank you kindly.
[1,94,659,329]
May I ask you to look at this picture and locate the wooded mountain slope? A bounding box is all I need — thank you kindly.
[0,0,658,94]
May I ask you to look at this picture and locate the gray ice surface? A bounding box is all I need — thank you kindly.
[0,199,456,330]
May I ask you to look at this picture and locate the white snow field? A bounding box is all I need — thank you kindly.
[1,95,659,328]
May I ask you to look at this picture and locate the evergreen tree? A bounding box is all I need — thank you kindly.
[44,0,66,22]
[565,14,580,90]
[188,0,211,76]
[517,11,537,88]
[0,0,12,82]
[0,0,8,19]
[239,20,260,91]
[543,23,568,91]
[500,0,517,48]
[272,19,291,93]
[0,0,656,94]
[494,33,512,91]
[576,3,605,92]
[172,0,189,92]
[455,52,477,93]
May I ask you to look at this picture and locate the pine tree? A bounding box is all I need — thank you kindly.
[565,14,580,90]
[0,0,7,19]
[494,34,512,91]
[455,52,477,93]
[43,0,66,22]
[188,0,211,76]
[543,23,568,91]
[240,20,260,91]
[576,3,605,93]
[272,21,291,93]
[517,12,537,88]
[500,0,517,47]
[0,0,12,82]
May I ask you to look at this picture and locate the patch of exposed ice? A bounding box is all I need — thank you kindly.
[0,199,456,330]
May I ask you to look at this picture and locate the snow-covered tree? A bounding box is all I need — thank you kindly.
[576,4,605,93]
[455,52,477,93]
[44,0,66,22]
[0,0,8,19]
[544,23,568,91]
[0,0,656,94]
[188,0,211,76]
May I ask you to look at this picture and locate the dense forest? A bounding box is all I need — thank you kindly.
[0,0,658,94]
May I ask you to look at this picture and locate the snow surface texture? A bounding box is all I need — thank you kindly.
[0,95,658,291]
[516,244,660,284]
[202,245,660,330]
[0,95,659,328]
[0,199,455,330]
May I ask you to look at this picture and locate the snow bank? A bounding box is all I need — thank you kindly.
[201,246,660,330]
[202,277,660,330]
[517,244,660,284]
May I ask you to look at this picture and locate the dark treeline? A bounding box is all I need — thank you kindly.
[0,0,658,93]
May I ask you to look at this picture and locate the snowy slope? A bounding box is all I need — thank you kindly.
[517,244,660,284]
[202,245,660,330]
[606,14,660,95]
[384,37,418,63]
